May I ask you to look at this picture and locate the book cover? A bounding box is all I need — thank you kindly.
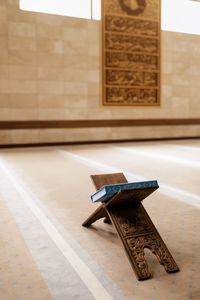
[91,180,159,203]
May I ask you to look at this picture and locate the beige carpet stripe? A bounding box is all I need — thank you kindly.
[164,143,200,152]
[0,159,114,300]
[58,150,200,207]
[115,146,200,169]
[0,193,53,300]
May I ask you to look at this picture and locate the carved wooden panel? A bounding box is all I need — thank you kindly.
[109,203,179,280]
[102,0,161,106]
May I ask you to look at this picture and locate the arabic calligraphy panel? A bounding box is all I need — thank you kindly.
[106,52,158,70]
[106,87,158,105]
[105,15,158,37]
[102,0,161,106]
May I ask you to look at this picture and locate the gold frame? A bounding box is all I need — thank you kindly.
[101,0,161,106]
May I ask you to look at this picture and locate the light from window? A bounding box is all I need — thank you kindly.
[20,0,200,35]
[162,0,200,35]
[91,0,101,20]
[20,0,92,19]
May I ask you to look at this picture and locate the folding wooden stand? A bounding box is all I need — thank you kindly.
[82,173,179,281]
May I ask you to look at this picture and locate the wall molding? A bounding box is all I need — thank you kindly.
[0,136,200,149]
[0,119,200,130]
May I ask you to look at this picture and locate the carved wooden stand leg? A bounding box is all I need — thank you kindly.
[82,205,110,227]
[107,203,179,280]
[82,173,179,280]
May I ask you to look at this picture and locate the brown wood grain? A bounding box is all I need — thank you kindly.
[0,136,199,149]
[91,173,127,189]
[83,172,179,280]
[0,118,200,130]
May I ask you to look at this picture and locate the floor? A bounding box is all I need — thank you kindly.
[0,139,199,300]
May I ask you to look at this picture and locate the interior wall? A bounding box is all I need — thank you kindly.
[0,0,200,145]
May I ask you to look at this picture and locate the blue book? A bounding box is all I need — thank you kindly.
[91,180,159,203]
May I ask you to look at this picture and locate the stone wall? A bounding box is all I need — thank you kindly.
[0,0,200,145]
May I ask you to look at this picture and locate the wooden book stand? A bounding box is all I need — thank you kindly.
[82,173,179,281]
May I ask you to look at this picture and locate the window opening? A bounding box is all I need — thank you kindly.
[20,0,200,35]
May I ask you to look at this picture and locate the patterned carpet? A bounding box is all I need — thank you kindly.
[0,139,199,300]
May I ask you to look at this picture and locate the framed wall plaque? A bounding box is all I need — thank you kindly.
[102,0,161,106]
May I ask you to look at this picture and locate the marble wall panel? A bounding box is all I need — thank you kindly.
[39,129,66,143]
[8,21,36,37]
[0,36,7,51]
[38,94,65,108]
[36,13,63,26]
[38,67,64,81]
[38,81,63,95]
[0,23,7,36]
[0,108,10,120]
[36,23,63,39]
[9,65,37,79]
[64,54,88,70]
[0,65,9,79]
[8,36,36,51]
[38,108,64,120]
[37,38,64,54]
[0,93,9,108]
[8,50,37,66]
[7,7,36,22]
[9,108,38,120]
[9,80,37,94]
[0,5,7,23]
[37,53,63,68]
[64,69,89,83]
[9,93,38,108]
[0,79,9,93]
[0,130,12,144]
[10,129,39,144]
[7,0,19,7]
[63,82,88,96]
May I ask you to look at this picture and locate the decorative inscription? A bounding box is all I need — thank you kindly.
[106,70,158,86]
[106,33,158,53]
[106,87,157,104]
[102,0,160,106]
[106,52,158,70]
[105,15,158,36]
